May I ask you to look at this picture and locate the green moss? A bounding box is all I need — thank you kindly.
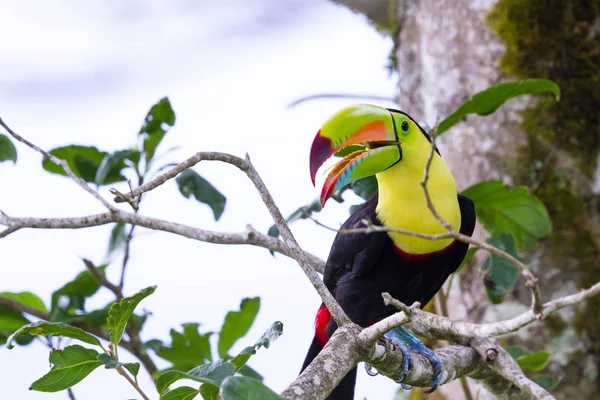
[487,0,600,174]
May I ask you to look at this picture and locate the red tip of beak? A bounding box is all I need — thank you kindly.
[309,131,334,185]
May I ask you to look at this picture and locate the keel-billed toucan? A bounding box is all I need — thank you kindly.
[301,105,476,399]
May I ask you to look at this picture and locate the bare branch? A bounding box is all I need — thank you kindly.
[287,93,397,108]
[0,118,117,212]
[83,258,123,300]
[0,211,326,274]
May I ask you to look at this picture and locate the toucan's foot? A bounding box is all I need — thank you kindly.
[385,327,442,393]
[384,329,411,384]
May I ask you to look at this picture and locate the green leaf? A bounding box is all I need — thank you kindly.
[532,374,559,391]
[461,180,552,250]
[268,199,323,239]
[220,376,283,400]
[480,233,525,304]
[156,361,235,394]
[51,266,107,316]
[140,97,176,164]
[42,145,132,185]
[107,286,156,345]
[0,134,17,163]
[30,345,102,392]
[454,247,478,274]
[97,353,140,377]
[0,291,48,313]
[438,79,560,135]
[6,321,102,349]
[162,386,200,400]
[176,170,226,221]
[505,345,531,360]
[152,323,213,371]
[517,351,551,372]
[107,222,129,260]
[0,306,31,346]
[230,321,283,372]
[199,383,220,400]
[350,176,378,200]
[218,297,260,357]
[95,149,140,186]
[237,364,263,381]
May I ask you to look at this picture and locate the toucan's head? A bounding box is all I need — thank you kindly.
[310,104,432,206]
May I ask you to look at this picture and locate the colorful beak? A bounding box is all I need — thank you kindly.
[309,104,402,205]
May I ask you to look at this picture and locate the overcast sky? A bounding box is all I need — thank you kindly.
[0,1,401,399]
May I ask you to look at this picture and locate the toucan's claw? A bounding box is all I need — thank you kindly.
[364,364,380,377]
[386,327,442,393]
[384,329,411,384]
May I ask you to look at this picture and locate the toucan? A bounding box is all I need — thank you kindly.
[301,104,476,399]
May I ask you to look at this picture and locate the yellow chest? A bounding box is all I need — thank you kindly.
[375,152,461,254]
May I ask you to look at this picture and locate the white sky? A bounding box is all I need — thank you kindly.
[0,1,401,399]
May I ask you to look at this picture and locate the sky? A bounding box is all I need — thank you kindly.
[0,1,401,399]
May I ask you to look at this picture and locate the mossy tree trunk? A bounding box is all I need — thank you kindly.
[334,0,600,399]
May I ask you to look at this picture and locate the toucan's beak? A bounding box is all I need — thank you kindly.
[309,104,402,205]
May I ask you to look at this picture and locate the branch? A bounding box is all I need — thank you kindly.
[0,211,326,274]
[287,93,397,108]
[0,118,117,212]
[282,281,600,400]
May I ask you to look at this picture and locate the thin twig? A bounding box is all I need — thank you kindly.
[116,366,150,400]
[119,224,136,291]
[287,93,397,108]
[83,259,123,300]
[67,388,76,400]
[0,118,117,212]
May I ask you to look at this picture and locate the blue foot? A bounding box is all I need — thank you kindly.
[385,327,442,393]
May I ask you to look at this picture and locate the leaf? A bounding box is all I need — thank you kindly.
[42,145,132,185]
[0,306,31,346]
[0,134,17,163]
[51,266,107,316]
[230,321,283,372]
[0,291,48,313]
[6,321,102,349]
[199,383,220,400]
[152,323,213,371]
[97,353,140,378]
[156,361,235,394]
[162,386,200,400]
[480,233,525,304]
[218,297,260,357]
[220,376,283,400]
[532,374,559,391]
[438,79,560,135]
[461,180,552,250]
[350,176,378,200]
[176,170,227,221]
[30,345,102,392]
[237,365,263,381]
[454,247,478,274]
[517,351,551,372]
[268,199,323,239]
[107,286,156,345]
[95,149,140,186]
[505,345,531,360]
[107,222,129,260]
[140,97,176,164]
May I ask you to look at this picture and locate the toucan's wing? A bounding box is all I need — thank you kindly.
[322,193,389,291]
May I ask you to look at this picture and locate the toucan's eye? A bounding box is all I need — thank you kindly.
[401,120,409,132]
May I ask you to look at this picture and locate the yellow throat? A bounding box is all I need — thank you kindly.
[375,144,461,255]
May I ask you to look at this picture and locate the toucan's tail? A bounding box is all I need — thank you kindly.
[301,326,357,399]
